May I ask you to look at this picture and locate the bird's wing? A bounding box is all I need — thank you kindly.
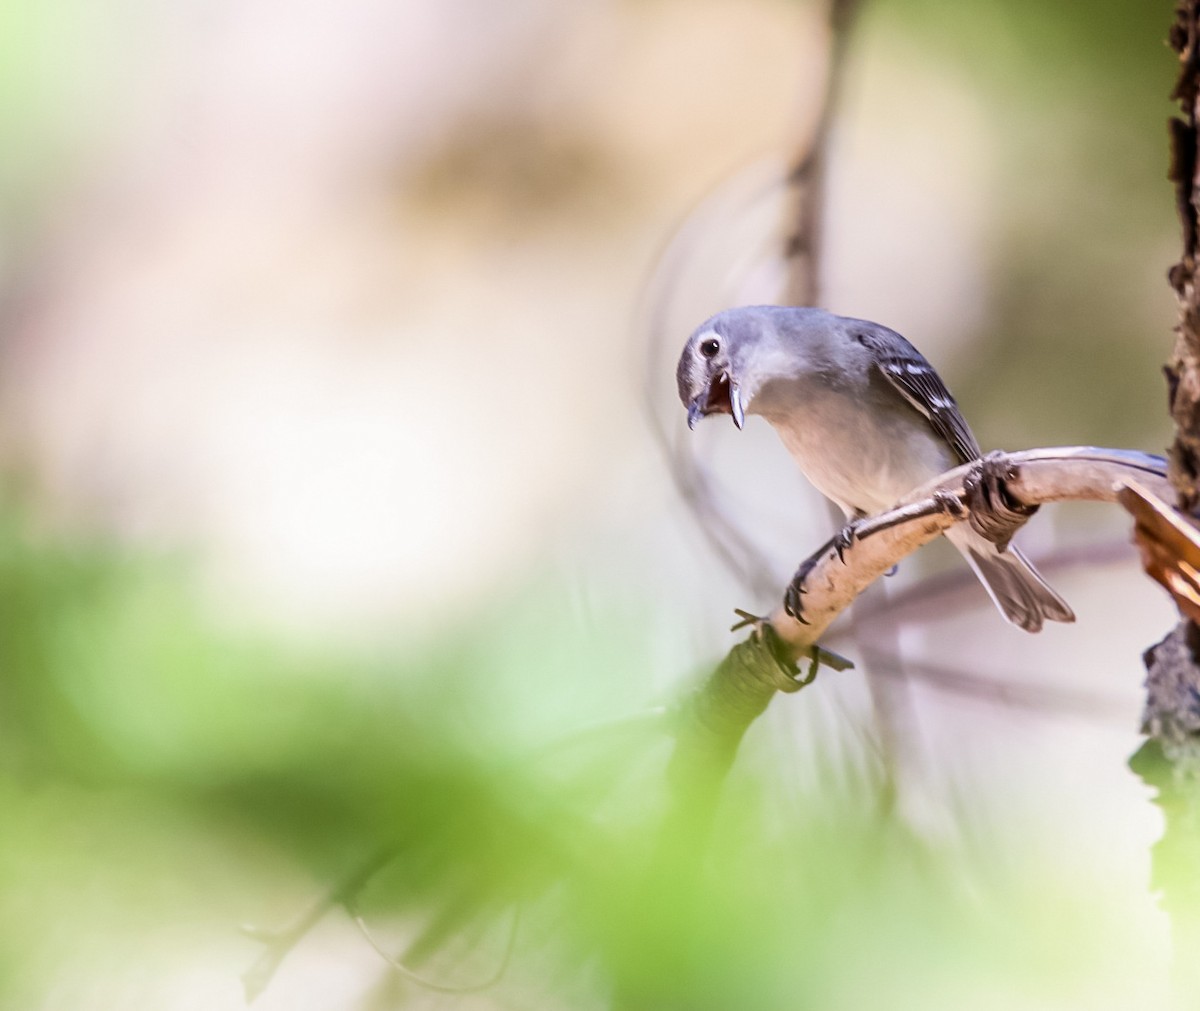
[854,327,981,465]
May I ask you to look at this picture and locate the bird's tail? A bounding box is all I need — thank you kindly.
[944,526,1075,633]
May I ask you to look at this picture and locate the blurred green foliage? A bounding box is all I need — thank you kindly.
[0,511,1176,1008]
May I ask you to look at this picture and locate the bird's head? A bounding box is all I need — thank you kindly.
[676,320,746,430]
[676,306,839,430]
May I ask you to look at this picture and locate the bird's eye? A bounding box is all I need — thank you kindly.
[700,338,720,358]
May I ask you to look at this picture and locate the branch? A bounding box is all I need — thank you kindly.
[868,655,1131,724]
[663,447,1169,840]
[835,537,1136,633]
[782,0,863,306]
[763,447,1169,660]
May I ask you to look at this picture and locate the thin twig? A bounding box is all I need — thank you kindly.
[872,655,1133,724]
[638,165,791,601]
[832,538,1137,635]
[240,705,671,1002]
[349,906,521,996]
[241,845,397,1002]
[782,0,864,307]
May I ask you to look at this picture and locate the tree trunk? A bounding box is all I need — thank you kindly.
[1132,3,1200,999]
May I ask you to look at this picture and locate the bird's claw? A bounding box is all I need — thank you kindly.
[932,488,966,520]
[783,555,817,624]
[786,522,860,622]
[833,520,860,563]
[962,451,1037,550]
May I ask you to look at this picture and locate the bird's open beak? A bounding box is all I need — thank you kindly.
[687,372,745,431]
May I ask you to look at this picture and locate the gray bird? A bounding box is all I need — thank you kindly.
[676,305,1074,632]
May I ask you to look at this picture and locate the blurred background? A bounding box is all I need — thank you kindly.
[0,0,1186,1008]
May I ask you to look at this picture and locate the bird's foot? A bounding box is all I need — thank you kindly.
[833,519,862,563]
[783,553,820,624]
[962,451,1037,551]
[786,522,861,621]
[932,488,967,520]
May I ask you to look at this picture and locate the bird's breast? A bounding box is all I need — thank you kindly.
[755,378,955,517]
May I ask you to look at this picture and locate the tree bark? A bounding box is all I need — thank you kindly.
[1127,5,1200,999]
[1115,4,1200,1000]
[1156,1,1200,739]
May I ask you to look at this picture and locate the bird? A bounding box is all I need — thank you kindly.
[676,305,1074,633]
